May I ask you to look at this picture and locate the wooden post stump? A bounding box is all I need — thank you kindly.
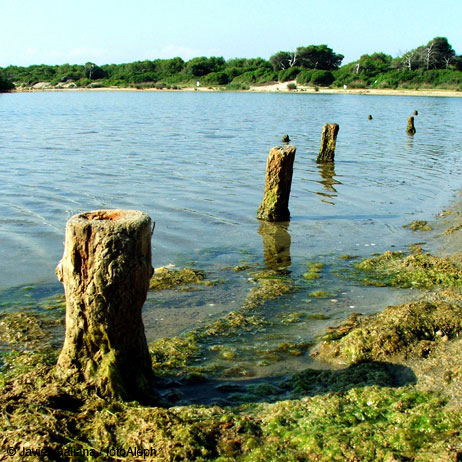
[55,209,154,400]
[257,145,296,222]
[407,116,416,135]
[317,123,339,163]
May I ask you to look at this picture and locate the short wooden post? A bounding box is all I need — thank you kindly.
[407,116,416,135]
[257,145,296,222]
[317,123,339,163]
[55,209,154,400]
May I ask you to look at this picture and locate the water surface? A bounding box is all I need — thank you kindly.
[1,91,461,376]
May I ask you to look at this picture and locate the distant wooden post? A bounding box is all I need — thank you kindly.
[407,116,416,135]
[317,123,339,163]
[257,145,296,222]
[55,209,154,400]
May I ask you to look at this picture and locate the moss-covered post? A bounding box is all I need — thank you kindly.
[407,116,416,135]
[317,123,339,163]
[257,145,296,222]
[55,209,154,400]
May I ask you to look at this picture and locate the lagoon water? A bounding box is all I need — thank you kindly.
[1,91,462,376]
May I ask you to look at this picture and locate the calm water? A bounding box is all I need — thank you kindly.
[1,91,462,375]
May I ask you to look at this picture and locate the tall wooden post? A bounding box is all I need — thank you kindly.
[55,210,154,400]
[317,123,339,163]
[257,145,296,222]
[407,116,416,135]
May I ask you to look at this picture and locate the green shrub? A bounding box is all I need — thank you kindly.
[0,74,15,91]
[75,78,92,87]
[296,69,314,84]
[203,71,230,85]
[310,70,335,86]
[278,67,302,82]
[225,82,249,90]
[287,82,297,90]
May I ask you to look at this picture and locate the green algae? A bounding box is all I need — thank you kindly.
[1,313,462,461]
[308,289,335,298]
[306,313,331,320]
[256,341,312,362]
[149,267,207,291]
[201,311,267,337]
[302,261,324,281]
[354,249,462,289]
[149,335,201,376]
[403,220,433,231]
[339,254,358,260]
[244,270,294,310]
[317,301,462,364]
[445,222,462,235]
[279,311,306,324]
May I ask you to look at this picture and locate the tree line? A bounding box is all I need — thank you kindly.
[1,37,461,92]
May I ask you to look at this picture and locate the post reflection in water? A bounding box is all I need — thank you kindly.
[406,134,414,154]
[258,221,292,272]
[315,162,341,205]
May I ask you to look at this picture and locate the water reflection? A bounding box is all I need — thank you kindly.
[406,134,414,154]
[315,162,341,205]
[258,221,291,271]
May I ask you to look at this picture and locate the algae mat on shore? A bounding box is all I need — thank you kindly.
[1,307,462,461]
[2,348,462,462]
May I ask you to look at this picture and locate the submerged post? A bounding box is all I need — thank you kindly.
[407,116,416,135]
[317,123,339,163]
[55,209,154,400]
[257,145,296,222]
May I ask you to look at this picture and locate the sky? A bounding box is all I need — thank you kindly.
[1,0,461,67]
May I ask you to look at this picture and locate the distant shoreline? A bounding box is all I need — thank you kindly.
[12,81,462,98]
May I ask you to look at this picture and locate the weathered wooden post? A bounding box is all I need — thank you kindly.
[317,123,339,163]
[257,145,296,222]
[407,116,416,135]
[55,209,154,400]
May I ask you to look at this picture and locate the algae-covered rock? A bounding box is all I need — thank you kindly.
[303,261,324,281]
[202,311,267,337]
[354,250,462,289]
[149,335,201,376]
[403,220,432,231]
[244,270,294,309]
[317,301,462,364]
[149,267,207,290]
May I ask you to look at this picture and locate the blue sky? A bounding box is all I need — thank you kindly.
[1,0,461,67]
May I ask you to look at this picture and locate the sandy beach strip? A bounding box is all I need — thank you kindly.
[12,80,462,98]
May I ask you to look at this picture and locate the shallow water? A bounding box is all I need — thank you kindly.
[1,91,462,377]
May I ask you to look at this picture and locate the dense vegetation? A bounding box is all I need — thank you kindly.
[1,37,461,91]
[0,71,15,92]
